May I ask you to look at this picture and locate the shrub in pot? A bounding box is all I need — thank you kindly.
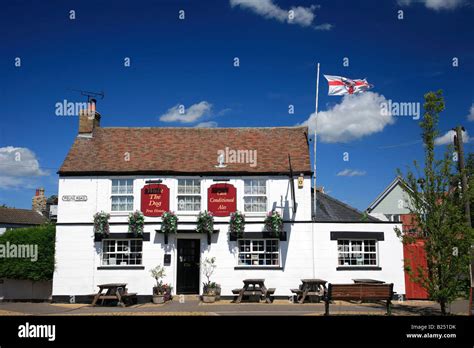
[150,264,169,304]
[93,211,110,239]
[159,211,178,244]
[128,210,145,237]
[229,211,245,237]
[202,282,218,303]
[201,257,218,303]
[264,210,283,237]
[196,210,214,244]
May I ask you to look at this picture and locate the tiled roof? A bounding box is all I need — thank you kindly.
[314,192,381,222]
[58,127,311,175]
[0,207,47,225]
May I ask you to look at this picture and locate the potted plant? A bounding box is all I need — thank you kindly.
[150,265,168,304]
[201,257,218,303]
[162,284,173,302]
[128,210,145,237]
[264,210,283,237]
[93,211,110,240]
[196,210,214,244]
[229,211,245,238]
[160,211,178,244]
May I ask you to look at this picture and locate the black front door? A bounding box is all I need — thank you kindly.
[177,239,200,294]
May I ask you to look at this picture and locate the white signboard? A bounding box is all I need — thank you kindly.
[62,195,88,202]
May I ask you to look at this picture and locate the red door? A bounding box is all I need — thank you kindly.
[403,240,428,299]
[401,214,428,300]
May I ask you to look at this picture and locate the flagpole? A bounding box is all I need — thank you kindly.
[313,63,320,220]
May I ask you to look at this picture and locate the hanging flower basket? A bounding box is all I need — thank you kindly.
[264,210,283,237]
[93,211,110,239]
[128,210,145,237]
[160,211,178,244]
[196,210,214,244]
[229,211,245,238]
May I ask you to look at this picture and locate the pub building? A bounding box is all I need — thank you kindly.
[52,101,405,302]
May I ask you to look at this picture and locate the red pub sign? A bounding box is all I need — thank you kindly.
[207,183,237,217]
[141,184,169,217]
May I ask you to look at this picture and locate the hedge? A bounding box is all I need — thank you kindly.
[0,224,55,281]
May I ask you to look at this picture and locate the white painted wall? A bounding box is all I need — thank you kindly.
[53,175,405,299]
[53,222,316,297]
[57,175,312,224]
[313,223,405,295]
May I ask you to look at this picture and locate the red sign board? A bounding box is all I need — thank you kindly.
[207,183,237,217]
[141,184,169,217]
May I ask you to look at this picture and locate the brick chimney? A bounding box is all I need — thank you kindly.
[32,187,47,212]
[79,98,101,135]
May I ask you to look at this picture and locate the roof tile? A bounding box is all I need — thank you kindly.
[59,127,311,175]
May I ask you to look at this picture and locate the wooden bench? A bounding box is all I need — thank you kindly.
[232,288,242,302]
[232,288,275,303]
[121,292,137,306]
[324,283,394,315]
[291,288,323,303]
[264,288,276,303]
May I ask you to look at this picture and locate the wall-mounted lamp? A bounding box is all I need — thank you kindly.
[298,174,304,189]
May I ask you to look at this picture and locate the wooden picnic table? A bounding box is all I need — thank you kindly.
[352,279,385,284]
[291,279,327,303]
[234,279,275,303]
[91,283,134,307]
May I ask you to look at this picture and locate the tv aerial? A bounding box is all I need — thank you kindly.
[71,89,105,102]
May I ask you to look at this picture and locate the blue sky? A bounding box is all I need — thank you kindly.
[1,0,473,210]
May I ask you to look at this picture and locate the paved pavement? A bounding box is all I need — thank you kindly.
[0,297,467,316]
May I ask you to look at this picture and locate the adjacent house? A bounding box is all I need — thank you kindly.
[52,101,405,302]
[366,176,412,222]
[366,177,428,300]
[0,188,56,235]
[0,207,47,234]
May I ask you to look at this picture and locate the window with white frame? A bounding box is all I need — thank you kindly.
[177,179,201,211]
[101,239,143,266]
[111,179,134,211]
[243,179,267,212]
[238,239,279,266]
[337,239,378,266]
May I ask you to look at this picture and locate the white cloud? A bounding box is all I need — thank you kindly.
[398,0,464,10]
[217,108,232,117]
[230,0,329,28]
[434,130,470,146]
[314,23,333,31]
[301,92,395,143]
[195,121,218,128]
[0,176,24,189]
[0,147,47,189]
[466,103,474,121]
[159,101,212,123]
[337,169,367,177]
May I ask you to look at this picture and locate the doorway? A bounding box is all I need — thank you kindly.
[176,239,200,294]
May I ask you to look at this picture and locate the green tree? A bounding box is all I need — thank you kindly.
[396,90,473,315]
[465,153,474,227]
